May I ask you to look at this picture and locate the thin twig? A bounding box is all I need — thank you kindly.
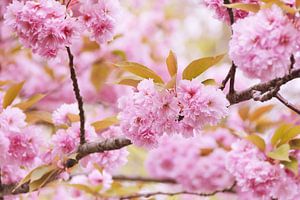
[1,138,132,196]
[0,168,3,200]
[227,69,300,105]
[119,182,236,199]
[66,47,86,145]
[113,175,177,184]
[220,0,236,93]
[275,93,300,115]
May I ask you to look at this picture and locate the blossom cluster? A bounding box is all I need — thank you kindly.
[146,133,235,192]
[4,0,119,58]
[118,79,229,148]
[4,0,79,57]
[0,106,43,184]
[78,0,119,44]
[46,103,128,174]
[202,0,258,24]
[226,139,300,200]
[229,5,300,81]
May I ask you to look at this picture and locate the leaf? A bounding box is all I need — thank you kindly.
[82,36,100,52]
[91,116,119,131]
[29,168,61,192]
[166,50,178,77]
[67,184,98,195]
[202,79,217,86]
[260,0,297,13]
[115,62,164,84]
[255,119,275,133]
[245,134,266,151]
[25,111,53,124]
[200,148,214,156]
[224,3,260,12]
[3,81,24,108]
[278,125,300,146]
[249,105,274,121]
[267,144,290,161]
[238,105,250,121]
[112,50,127,61]
[0,80,11,87]
[14,165,56,191]
[297,0,300,8]
[271,124,293,147]
[90,61,111,91]
[289,139,300,150]
[182,54,225,80]
[282,157,298,175]
[116,77,142,87]
[67,113,80,123]
[14,94,46,110]
[164,75,177,89]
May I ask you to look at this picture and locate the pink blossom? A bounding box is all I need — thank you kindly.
[52,103,79,126]
[79,0,119,44]
[0,107,26,131]
[177,80,229,135]
[118,79,228,148]
[146,135,234,192]
[80,126,129,172]
[6,127,42,166]
[51,129,78,157]
[202,0,258,24]
[229,5,299,81]
[50,123,97,161]
[4,0,79,58]
[226,140,281,198]
[87,169,113,190]
[118,79,163,148]
[0,130,9,166]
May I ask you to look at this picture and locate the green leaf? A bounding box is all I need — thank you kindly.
[166,50,177,77]
[3,81,24,108]
[271,123,293,147]
[164,75,177,89]
[289,139,300,150]
[224,3,260,12]
[267,144,290,161]
[182,54,225,80]
[202,79,217,86]
[282,157,298,175]
[245,134,266,151]
[67,184,98,195]
[115,62,164,84]
[67,113,80,123]
[90,62,111,91]
[297,0,300,8]
[25,111,53,124]
[238,105,250,121]
[91,116,119,131]
[116,77,142,87]
[14,94,46,110]
[13,165,56,192]
[278,125,300,146]
[249,104,274,121]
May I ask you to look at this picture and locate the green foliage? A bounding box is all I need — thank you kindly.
[267,144,290,161]
[245,134,266,151]
[182,54,225,80]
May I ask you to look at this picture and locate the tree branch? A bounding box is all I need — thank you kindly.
[66,47,86,145]
[227,69,300,105]
[119,182,236,199]
[275,93,300,115]
[113,175,177,184]
[1,138,132,196]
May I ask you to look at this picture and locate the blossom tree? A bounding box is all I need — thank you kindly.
[1,0,300,199]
